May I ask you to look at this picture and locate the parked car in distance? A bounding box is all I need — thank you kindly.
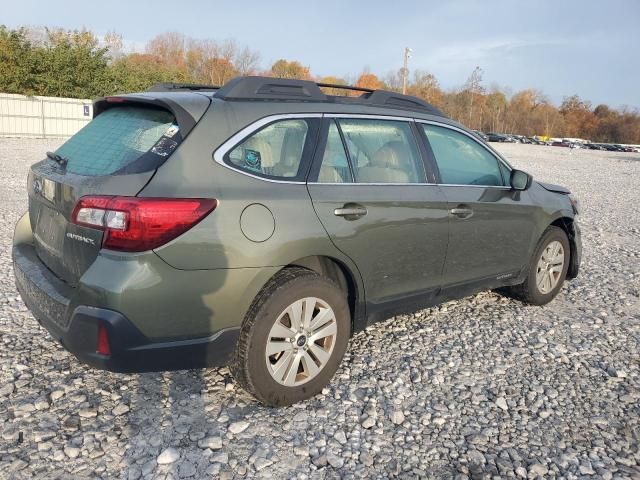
[584,143,602,150]
[552,141,569,147]
[486,132,516,143]
[513,135,532,144]
[13,76,582,406]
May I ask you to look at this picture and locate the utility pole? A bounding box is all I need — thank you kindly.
[402,47,412,94]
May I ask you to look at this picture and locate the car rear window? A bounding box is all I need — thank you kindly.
[55,106,179,176]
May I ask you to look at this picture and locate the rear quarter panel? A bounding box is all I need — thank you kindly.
[140,100,360,274]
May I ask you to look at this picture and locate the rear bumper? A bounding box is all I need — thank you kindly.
[13,243,238,372]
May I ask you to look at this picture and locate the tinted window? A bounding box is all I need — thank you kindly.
[227,119,309,179]
[422,124,504,186]
[317,121,352,183]
[338,119,425,184]
[56,106,178,176]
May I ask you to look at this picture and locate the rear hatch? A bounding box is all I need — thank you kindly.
[28,93,211,286]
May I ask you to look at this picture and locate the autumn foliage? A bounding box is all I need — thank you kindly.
[1,25,638,144]
[354,73,383,92]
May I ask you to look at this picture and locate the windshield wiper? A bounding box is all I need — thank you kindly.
[46,151,68,167]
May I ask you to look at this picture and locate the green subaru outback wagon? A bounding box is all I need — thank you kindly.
[13,76,581,406]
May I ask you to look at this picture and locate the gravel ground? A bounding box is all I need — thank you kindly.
[0,138,638,479]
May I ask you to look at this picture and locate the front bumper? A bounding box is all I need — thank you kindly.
[13,243,239,372]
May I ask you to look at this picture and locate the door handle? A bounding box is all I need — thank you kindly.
[334,204,367,218]
[449,207,473,219]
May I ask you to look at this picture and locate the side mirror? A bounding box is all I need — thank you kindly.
[510,169,532,191]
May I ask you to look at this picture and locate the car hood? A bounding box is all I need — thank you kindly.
[537,181,571,195]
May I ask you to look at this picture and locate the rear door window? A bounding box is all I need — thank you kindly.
[337,119,426,184]
[317,120,353,183]
[56,106,180,176]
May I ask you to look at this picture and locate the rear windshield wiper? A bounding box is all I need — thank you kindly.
[46,151,68,167]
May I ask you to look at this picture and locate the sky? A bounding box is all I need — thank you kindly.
[2,0,639,108]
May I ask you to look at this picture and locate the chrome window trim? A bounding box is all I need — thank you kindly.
[415,119,515,188]
[438,184,512,190]
[213,113,323,185]
[213,112,515,189]
[309,182,438,186]
[312,114,429,185]
[309,182,510,189]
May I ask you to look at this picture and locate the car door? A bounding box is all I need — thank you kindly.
[418,122,538,288]
[307,116,449,322]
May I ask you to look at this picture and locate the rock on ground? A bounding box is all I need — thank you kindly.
[0,139,638,478]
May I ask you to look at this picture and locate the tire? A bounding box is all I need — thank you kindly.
[503,226,570,305]
[231,267,350,406]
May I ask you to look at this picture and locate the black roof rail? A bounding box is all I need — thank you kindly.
[148,83,220,92]
[361,90,444,116]
[215,76,327,101]
[315,82,443,115]
[316,82,374,94]
[150,76,445,116]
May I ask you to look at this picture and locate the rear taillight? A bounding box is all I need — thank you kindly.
[72,196,217,252]
[96,323,111,356]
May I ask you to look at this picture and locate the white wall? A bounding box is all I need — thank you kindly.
[0,93,92,138]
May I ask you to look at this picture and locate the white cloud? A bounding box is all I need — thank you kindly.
[419,36,569,67]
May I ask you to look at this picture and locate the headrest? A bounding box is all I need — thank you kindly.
[280,133,301,167]
[370,141,407,169]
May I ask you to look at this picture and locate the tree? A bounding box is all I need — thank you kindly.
[318,76,348,96]
[560,95,597,138]
[592,104,620,142]
[382,69,403,92]
[0,26,38,95]
[36,28,112,97]
[146,32,187,69]
[235,46,260,75]
[483,89,508,133]
[109,53,176,93]
[407,70,443,107]
[185,39,259,84]
[616,108,640,144]
[464,66,484,129]
[535,103,565,137]
[204,56,238,86]
[354,72,382,91]
[2,23,640,143]
[507,89,543,135]
[270,59,310,79]
[103,30,124,60]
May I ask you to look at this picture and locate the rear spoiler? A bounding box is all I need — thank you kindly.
[93,92,212,138]
[147,83,221,92]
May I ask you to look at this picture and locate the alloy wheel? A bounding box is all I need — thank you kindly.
[265,297,337,386]
[536,240,565,294]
